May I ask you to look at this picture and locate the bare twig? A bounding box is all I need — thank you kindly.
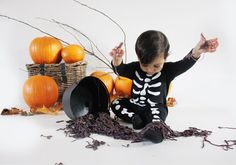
[218,126,236,130]
[73,0,128,63]
[36,17,85,51]
[1,14,114,71]
[37,17,113,70]
[40,134,53,139]
[51,17,95,59]
[50,19,85,48]
[202,136,236,151]
[50,19,110,65]
[56,120,65,123]
[0,15,70,45]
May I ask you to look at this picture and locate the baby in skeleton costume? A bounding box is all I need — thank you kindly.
[110,30,219,143]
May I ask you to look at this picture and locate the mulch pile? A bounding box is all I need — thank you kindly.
[62,113,234,150]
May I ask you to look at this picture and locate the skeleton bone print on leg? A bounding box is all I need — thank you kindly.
[131,71,162,122]
[114,100,134,117]
[110,98,135,122]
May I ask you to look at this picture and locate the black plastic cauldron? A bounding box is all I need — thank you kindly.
[62,76,110,119]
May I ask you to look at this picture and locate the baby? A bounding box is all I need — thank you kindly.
[110,30,219,143]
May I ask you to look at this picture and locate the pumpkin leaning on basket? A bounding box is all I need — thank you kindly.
[23,75,59,109]
[61,44,85,63]
[29,36,63,64]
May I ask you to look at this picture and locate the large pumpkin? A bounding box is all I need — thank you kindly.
[61,44,85,63]
[90,71,114,94]
[114,76,132,97]
[29,36,63,64]
[23,75,59,108]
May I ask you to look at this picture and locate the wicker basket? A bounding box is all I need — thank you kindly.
[26,61,87,101]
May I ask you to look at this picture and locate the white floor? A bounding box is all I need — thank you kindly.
[1,0,236,164]
[0,103,235,165]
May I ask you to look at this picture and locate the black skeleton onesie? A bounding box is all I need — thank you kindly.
[110,51,198,126]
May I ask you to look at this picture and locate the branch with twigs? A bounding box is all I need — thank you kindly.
[0,14,69,46]
[73,0,127,64]
[1,1,127,74]
[36,17,112,68]
[0,14,117,72]
[48,18,85,49]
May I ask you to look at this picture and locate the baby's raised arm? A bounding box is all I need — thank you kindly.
[192,34,219,59]
[110,42,124,66]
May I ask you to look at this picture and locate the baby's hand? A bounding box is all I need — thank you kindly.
[110,42,124,66]
[192,34,219,59]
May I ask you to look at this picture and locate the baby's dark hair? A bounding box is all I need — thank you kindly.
[135,30,170,64]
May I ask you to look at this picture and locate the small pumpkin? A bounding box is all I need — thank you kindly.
[29,36,63,64]
[23,75,59,108]
[110,93,120,103]
[114,76,132,97]
[61,44,85,63]
[90,71,114,94]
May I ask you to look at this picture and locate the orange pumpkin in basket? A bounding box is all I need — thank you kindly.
[90,71,114,94]
[61,44,85,63]
[114,76,132,97]
[23,75,59,108]
[29,36,63,64]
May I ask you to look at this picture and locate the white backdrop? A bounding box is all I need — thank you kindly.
[1,0,236,165]
[0,0,236,110]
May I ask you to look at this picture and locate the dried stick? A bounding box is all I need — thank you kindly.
[1,14,114,71]
[50,18,85,48]
[39,18,94,58]
[0,15,70,46]
[37,18,109,61]
[50,19,113,71]
[202,136,236,151]
[37,17,113,70]
[52,18,95,58]
[218,126,236,130]
[52,18,110,63]
[73,0,128,63]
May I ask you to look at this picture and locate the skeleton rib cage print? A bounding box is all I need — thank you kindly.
[130,70,163,122]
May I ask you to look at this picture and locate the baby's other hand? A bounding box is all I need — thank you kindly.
[192,34,219,59]
[110,42,124,66]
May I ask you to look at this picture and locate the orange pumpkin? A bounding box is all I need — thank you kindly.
[114,76,132,97]
[110,93,119,103]
[90,71,114,94]
[29,36,63,64]
[23,75,59,108]
[61,44,85,63]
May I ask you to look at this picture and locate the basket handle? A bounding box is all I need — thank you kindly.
[39,64,45,75]
[60,63,67,83]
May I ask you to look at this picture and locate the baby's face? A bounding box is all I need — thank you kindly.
[139,53,165,75]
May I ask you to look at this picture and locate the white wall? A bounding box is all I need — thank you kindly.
[1,0,236,110]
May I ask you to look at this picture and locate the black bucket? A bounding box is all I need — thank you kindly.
[62,76,110,119]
